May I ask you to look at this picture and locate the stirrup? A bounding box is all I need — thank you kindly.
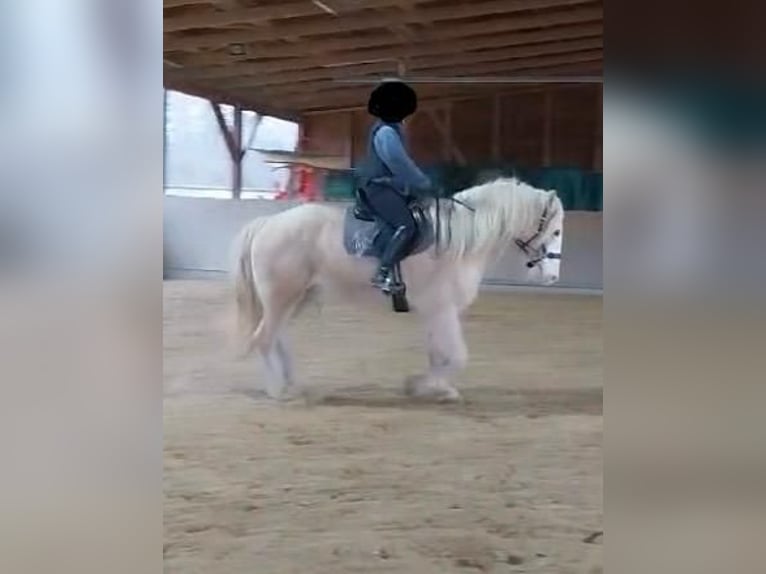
[371,274,398,293]
[371,267,404,295]
[381,277,405,296]
[370,269,403,295]
[371,267,391,288]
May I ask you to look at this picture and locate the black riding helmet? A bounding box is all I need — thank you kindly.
[367,80,417,123]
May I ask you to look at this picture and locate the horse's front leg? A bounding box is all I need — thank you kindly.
[405,305,467,402]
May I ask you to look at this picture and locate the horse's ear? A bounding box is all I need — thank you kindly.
[544,189,556,205]
[546,190,562,214]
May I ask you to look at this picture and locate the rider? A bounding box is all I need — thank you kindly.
[360,79,434,293]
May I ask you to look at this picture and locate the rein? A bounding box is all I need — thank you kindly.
[447,196,475,213]
[433,192,475,256]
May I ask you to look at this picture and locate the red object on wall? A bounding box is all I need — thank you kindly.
[294,165,323,202]
[297,166,312,200]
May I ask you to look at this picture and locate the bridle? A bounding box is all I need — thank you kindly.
[514,198,562,269]
[431,190,560,269]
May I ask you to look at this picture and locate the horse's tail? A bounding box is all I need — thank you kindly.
[231,217,268,354]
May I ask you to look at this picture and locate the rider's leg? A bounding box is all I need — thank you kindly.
[374,224,412,287]
[364,189,416,290]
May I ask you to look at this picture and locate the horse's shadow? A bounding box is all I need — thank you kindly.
[310,385,603,418]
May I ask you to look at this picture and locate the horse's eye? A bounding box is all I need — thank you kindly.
[553,230,561,237]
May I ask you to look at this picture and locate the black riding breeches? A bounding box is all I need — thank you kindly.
[364,184,416,267]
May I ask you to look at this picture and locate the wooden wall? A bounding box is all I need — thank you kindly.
[301,84,602,171]
[299,112,352,159]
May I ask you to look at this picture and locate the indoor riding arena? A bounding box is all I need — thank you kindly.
[163,2,603,573]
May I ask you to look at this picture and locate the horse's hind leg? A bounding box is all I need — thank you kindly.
[250,280,310,400]
[262,341,294,400]
[274,334,297,393]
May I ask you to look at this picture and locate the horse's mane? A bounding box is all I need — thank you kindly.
[433,177,558,259]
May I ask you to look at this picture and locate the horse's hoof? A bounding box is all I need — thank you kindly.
[437,387,463,403]
[404,376,461,403]
[263,382,301,402]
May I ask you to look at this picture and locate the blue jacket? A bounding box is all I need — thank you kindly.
[360,121,432,195]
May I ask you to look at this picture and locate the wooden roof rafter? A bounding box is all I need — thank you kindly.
[275,69,605,114]
[300,80,600,115]
[225,60,603,110]
[237,53,604,103]
[171,21,603,72]
[165,0,601,51]
[163,0,603,118]
[206,38,603,89]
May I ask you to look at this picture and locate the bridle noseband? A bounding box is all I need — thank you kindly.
[515,199,561,268]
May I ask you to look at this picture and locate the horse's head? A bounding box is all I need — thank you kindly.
[515,191,564,286]
[438,179,565,285]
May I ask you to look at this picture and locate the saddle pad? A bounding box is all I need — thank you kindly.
[342,206,435,260]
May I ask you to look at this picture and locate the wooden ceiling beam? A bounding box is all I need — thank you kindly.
[215,60,396,89]
[300,81,599,115]
[165,0,601,51]
[210,38,603,89]
[412,38,603,72]
[297,60,602,100]
[164,0,211,8]
[415,5,602,43]
[216,49,603,96]
[164,0,403,33]
[289,72,604,113]
[238,58,604,110]
[174,21,602,73]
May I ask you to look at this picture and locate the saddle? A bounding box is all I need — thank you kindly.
[343,188,435,312]
[345,187,434,258]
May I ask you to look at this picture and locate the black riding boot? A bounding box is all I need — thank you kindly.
[371,225,412,294]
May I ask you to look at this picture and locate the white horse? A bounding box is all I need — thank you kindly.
[231,177,564,402]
